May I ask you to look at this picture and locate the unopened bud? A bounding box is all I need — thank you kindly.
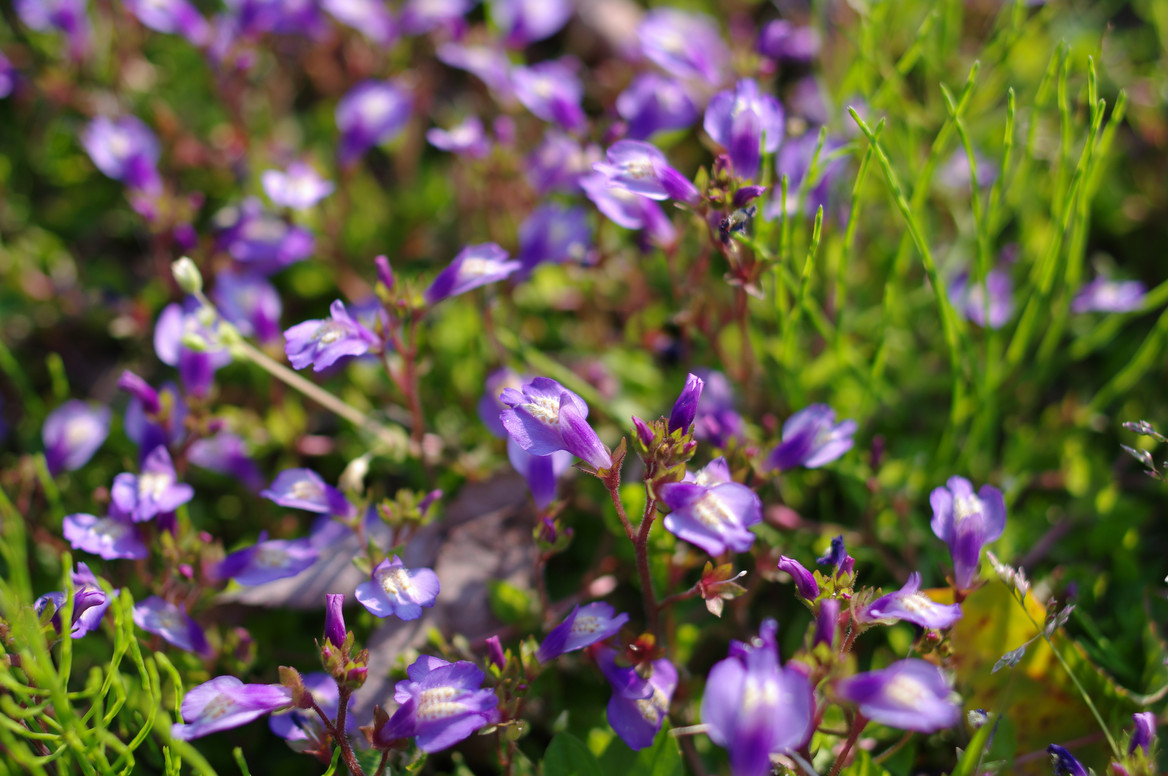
[172,257,203,294]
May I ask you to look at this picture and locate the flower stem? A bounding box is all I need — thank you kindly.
[310,696,365,776]
[827,714,867,776]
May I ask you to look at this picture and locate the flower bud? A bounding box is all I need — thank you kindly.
[172,257,203,294]
[777,556,819,600]
[324,593,346,649]
[486,635,506,670]
[668,373,704,434]
[374,255,394,290]
[813,598,839,647]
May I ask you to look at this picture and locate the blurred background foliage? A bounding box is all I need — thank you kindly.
[1,0,1168,774]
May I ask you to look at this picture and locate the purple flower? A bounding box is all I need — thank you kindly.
[425,243,521,304]
[323,0,397,46]
[42,400,110,475]
[270,672,354,749]
[216,536,319,586]
[478,368,525,438]
[668,373,704,434]
[34,563,113,639]
[511,60,587,133]
[766,404,857,471]
[500,377,613,470]
[123,381,185,457]
[81,116,162,194]
[188,432,263,490]
[815,598,840,647]
[110,446,195,523]
[950,268,1013,329]
[375,657,499,752]
[490,0,571,47]
[336,80,412,165]
[692,371,743,447]
[817,535,854,576]
[15,0,91,59]
[171,676,292,740]
[659,458,761,555]
[757,21,821,63]
[437,42,513,99]
[581,173,676,247]
[835,659,959,732]
[123,0,211,45]
[212,270,282,344]
[355,555,440,621]
[508,438,573,510]
[761,133,846,221]
[1071,277,1147,314]
[427,116,491,158]
[133,596,210,655]
[324,594,346,649]
[704,79,785,181]
[0,51,15,98]
[63,513,148,560]
[536,602,629,662]
[1130,711,1156,755]
[930,476,1007,591]
[261,162,334,210]
[616,73,698,141]
[701,620,814,776]
[261,468,355,517]
[777,556,819,600]
[1047,744,1089,776]
[283,299,380,372]
[118,370,160,414]
[399,0,472,35]
[527,131,599,193]
[213,198,315,273]
[592,140,701,205]
[598,649,676,750]
[154,300,233,396]
[859,572,963,629]
[517,204,593,274]
[638,8,728,84]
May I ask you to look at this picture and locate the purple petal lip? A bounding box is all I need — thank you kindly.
[64,513,148,560]
[835,659,960,733]
[261,468,355,517]
[860,572,963,629]
[171,676,292,740]
[536,602,628,662]
[378,657,499,752]
[42,400,111,475]
[355,555,440,620]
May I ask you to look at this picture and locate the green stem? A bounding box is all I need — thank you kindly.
[1010,588,1120,758]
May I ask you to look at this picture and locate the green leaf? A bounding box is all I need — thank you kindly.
[543,733,603,776]
[487,579,535,626]
[630,723,684,776]
[840,750,893,776]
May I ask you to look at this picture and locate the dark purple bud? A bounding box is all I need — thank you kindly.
[325,593,345,649]
[1047,744,1088,776]
[668,373,704,434]
[1130,711,1156,755]
[732,185,767,209]
[118,370,160,415]
[632,416,655,447]
[418,489,442,517]
[375,255,395,290]
[486,635,505,669]
[814,598,840,647]
[817,535,851,573]
[778,556,819,600]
